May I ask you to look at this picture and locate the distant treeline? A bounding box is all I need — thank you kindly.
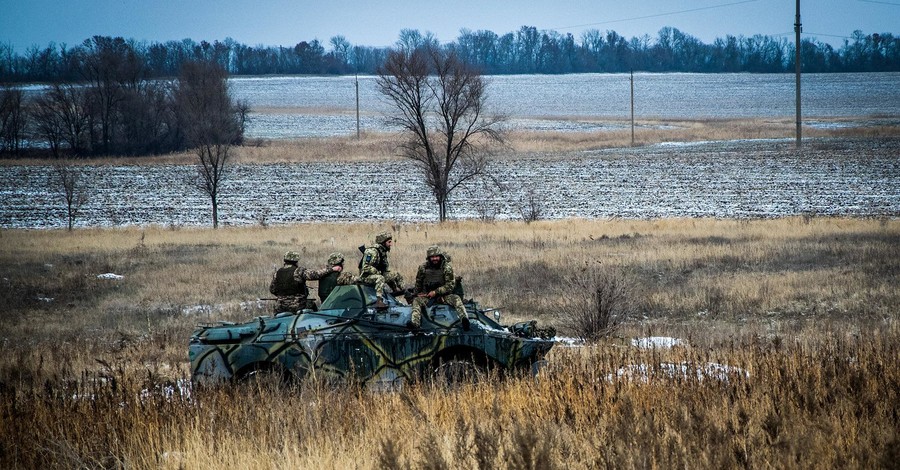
[0,37,246,158]
[1,26,898,82]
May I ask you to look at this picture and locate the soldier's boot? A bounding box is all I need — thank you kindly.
[455,303,471,330]
[374,298,389,310]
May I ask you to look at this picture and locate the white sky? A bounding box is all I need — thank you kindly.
[2,0,898,53]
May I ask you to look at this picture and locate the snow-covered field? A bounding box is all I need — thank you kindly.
[1,137,898,229]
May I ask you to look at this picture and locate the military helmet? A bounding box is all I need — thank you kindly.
[283,251,301,263]
[426,245,443,258]
[375,231,393,244]
[328,252,345,266]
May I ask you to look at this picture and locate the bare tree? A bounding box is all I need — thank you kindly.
[51,159,89,230]
[77,36,145,154]
[30,93,65,158]
[0,85,28,155]
[377,46,505,221]
[38,84,92,155]
[174,59,244,228]
[518,187,544,223]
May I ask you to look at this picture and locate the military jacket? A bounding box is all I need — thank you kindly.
[269,264,331,298]
[360,244,389,276]
[293,265,332,283]
[415,259,455,296]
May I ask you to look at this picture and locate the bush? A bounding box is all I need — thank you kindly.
[558,262,635,340]
[517,187,543,223]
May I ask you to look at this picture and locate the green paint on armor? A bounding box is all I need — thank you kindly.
[190,284,554,387]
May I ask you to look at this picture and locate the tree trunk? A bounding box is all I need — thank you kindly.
[212,197,219,229]
[67,200,74,231]
[436,191,447,222]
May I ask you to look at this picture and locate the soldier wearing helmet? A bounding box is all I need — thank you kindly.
[316,252,350,303]
[358,231,405,310]
[409,245,470,330]
[269,251,341,314]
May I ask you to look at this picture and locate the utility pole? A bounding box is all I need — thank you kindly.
[630,70,635,146]
[355,73,360,140]
[795,0,802,148]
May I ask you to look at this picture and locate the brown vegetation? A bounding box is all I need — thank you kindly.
[0,218,897,467]
[4,116,897,166]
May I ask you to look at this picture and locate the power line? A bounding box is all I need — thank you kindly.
[858,0,900,6]
[804,32,854,40]
[770,31,860,42]
[552,0,759,31]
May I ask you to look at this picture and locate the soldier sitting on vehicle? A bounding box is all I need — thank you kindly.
[269,251,341,314]
[409,245,470,330]
[358,231,405,310]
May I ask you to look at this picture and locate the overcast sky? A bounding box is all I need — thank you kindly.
[2,0,898,53]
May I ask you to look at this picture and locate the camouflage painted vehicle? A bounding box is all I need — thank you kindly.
[189,284,555,387]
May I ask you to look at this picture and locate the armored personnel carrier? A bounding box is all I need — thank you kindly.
[189,284,555,387]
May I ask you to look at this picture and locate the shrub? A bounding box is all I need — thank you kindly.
[558,262,635,340]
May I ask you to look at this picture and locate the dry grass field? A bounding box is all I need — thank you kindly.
[0,217,898,468]
[3,116,897,165]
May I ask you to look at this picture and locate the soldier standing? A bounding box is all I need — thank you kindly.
[269,251,340,314]
[317,252,346,303]
[358,231,405,310]
[409,245,470,330]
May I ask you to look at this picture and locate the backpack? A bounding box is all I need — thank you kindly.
[357,245,366,270]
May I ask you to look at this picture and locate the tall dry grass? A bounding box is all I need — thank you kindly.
[1,218,897,468]
[1,326,896,469]
[1,218,897,335]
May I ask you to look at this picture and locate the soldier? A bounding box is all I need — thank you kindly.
[358,231,405,310]
[409,245,470,330]
[269,251,340,314]
[317,252,347,303]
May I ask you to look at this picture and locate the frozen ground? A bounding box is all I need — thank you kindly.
[1,137,898,229]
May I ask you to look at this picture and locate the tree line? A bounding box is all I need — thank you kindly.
[1,25,898,158]
[1,26,898,83]
[1,36,246,158]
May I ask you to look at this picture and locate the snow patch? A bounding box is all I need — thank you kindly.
[553,336,586,347]
[97,273,124,280]
[139,378,192,402]
[182,304,216,316]
[632,336,685,349]
[610,362,750,382]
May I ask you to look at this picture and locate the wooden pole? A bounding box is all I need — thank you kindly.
[795,0,802,148]
[355,73,360,140]
[630,70,635,146]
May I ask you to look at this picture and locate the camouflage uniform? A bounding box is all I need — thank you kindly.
[410,246,468,328]
[358,231,404,301]
[269,251,332,314]
[317,252,346,303]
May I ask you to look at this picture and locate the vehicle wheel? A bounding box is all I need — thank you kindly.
[238,365,290,389]
[432,359,485,386]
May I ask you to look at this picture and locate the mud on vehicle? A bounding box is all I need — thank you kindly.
[189,284,555,387]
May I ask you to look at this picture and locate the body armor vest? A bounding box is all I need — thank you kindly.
[423,264,446,292]
[273,265,307,297]
[318,270,339,301]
